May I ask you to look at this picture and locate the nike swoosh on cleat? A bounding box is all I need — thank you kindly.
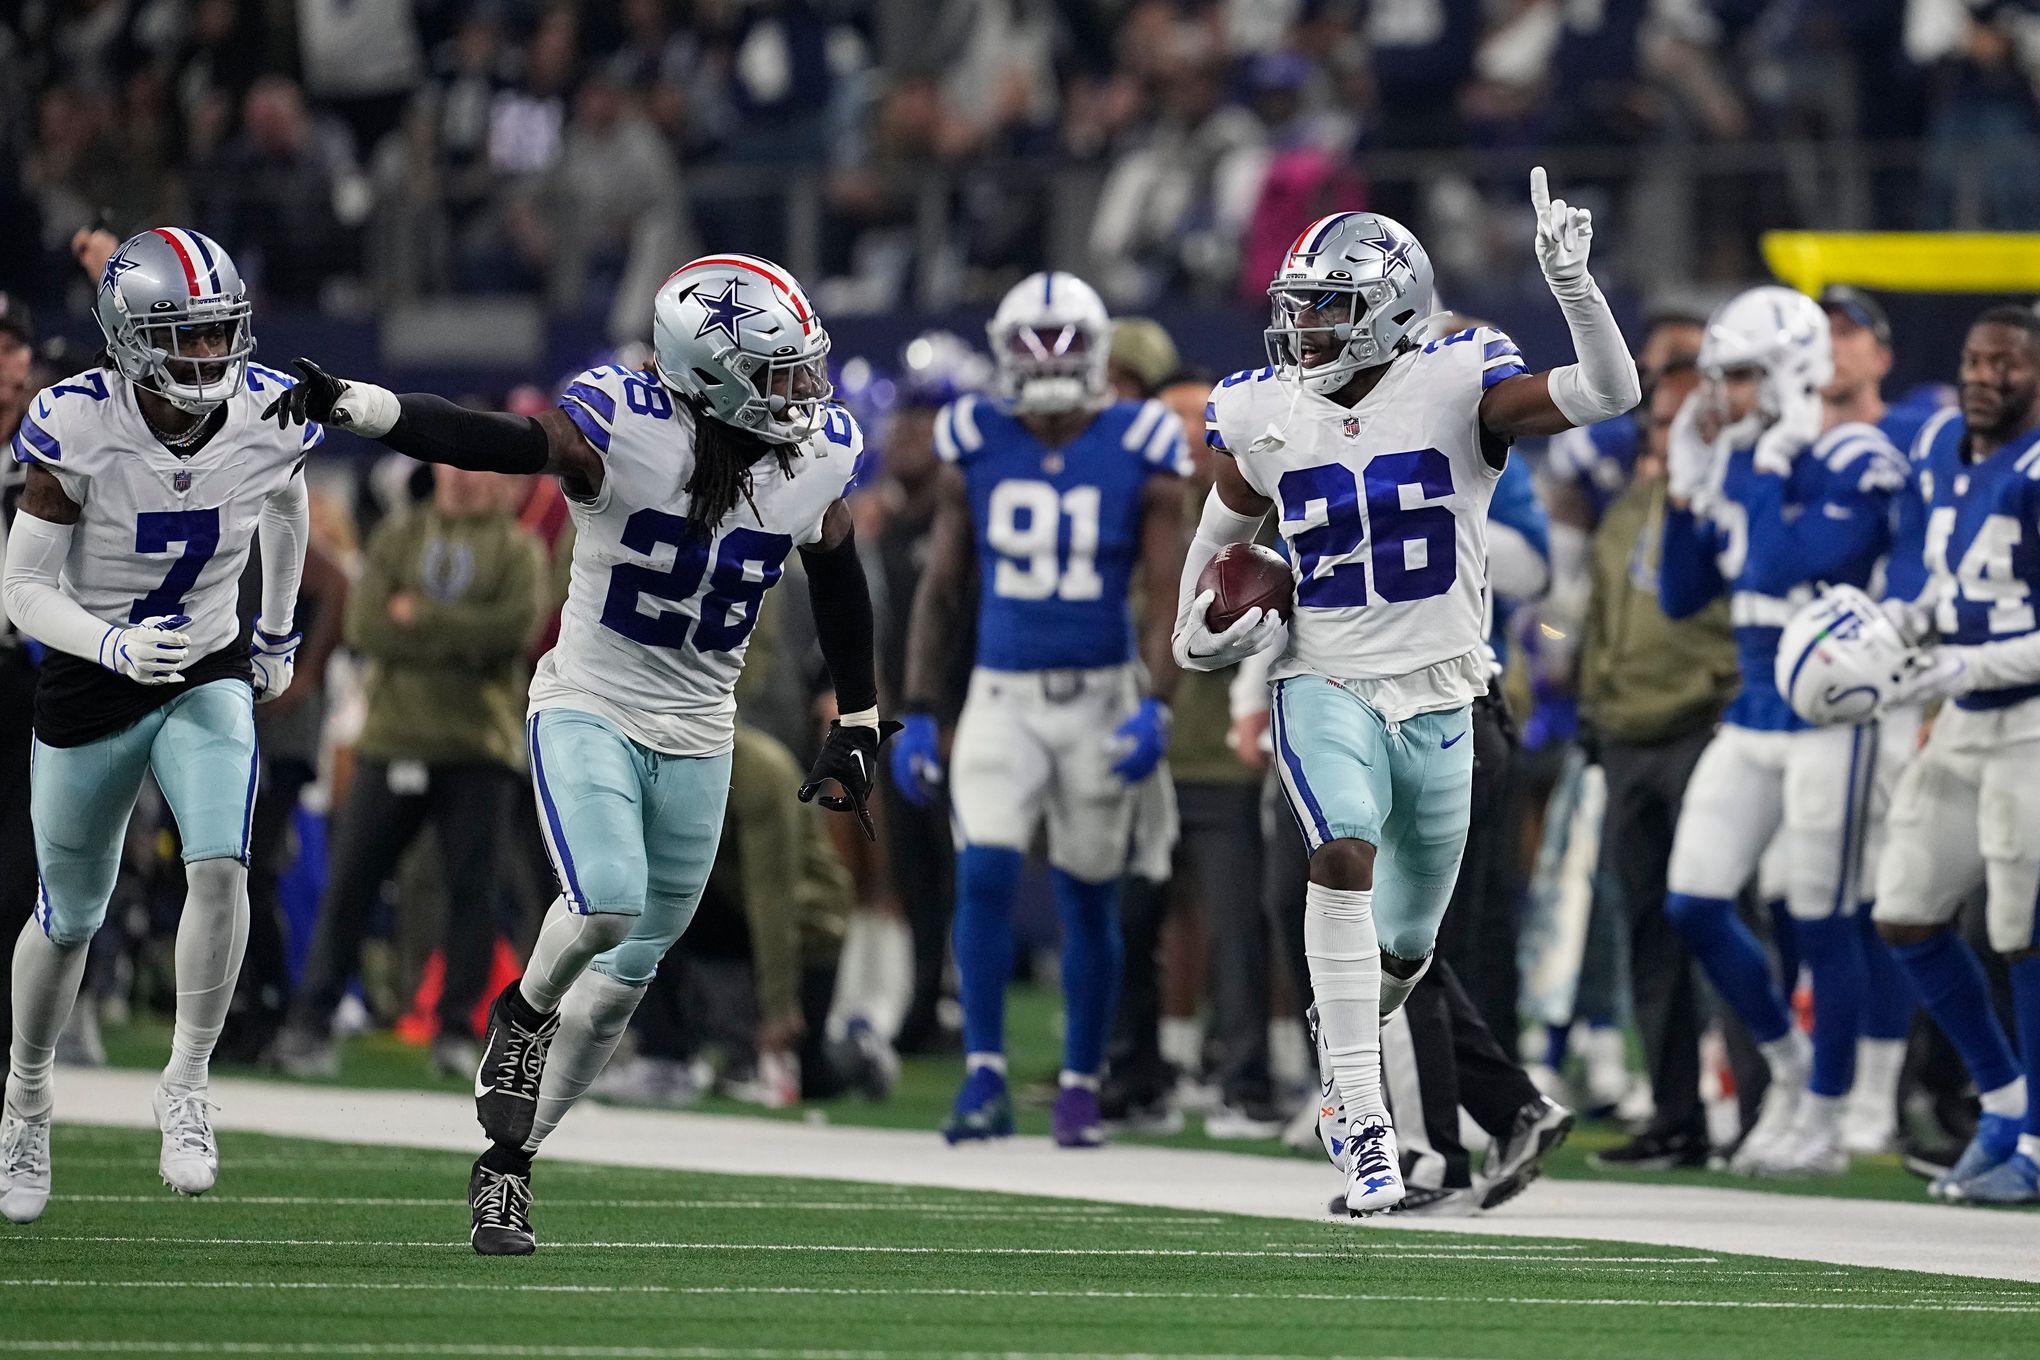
[1441,730,1467,749]
[474,1039,498,1099]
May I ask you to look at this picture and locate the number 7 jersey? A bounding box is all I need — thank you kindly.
[1206,325,1521,716]
[531,365,861,757]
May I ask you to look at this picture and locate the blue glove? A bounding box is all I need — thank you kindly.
[889,712,943,808]
[1108,697,1171,783]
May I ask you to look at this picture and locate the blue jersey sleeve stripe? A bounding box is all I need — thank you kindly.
[562,381,617,426]
[17,414,58,462]
[1480,361,1528,390]
[1205,427,1229,452]
[302,422,326,450]
[560,398,611,454]
[10,431,34,465]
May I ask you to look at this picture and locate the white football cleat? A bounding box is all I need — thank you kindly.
[1750,1119,1848,1177]
[1341,1118,1405,1218]
[0,1107,53,1224]
[153,1084,218,1196]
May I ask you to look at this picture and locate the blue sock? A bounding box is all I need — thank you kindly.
[1889,932,2019,1094]
[1767,898,1800,999]
[1855,910,1917,1042]
[1543,1023,1570,1071]
[1050,868,1123,1077]
[2010,958,2040,1140]
[1793,916,1865,1098]
[1666,892,1792,1044]
[952,846,1024,1057]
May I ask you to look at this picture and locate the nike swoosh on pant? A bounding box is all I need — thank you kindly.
[1441,731,1467,749]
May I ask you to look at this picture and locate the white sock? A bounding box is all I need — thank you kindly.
[825,912,914,1042]
[1852,1037,1904,1107]
[1798,1091,1845,1135]
[1059,1070,1098,1090]
[519,896,634,1014]
[162,859,251,1093]
[523,971,646,1153]
[1759,1028,1808,1079]
[965,1052,1007,1076]
[1305,882,1385,1124]
[1981,1077,2027,1120]
[6,919,89,1119]
[1159,1017,1202,1074]
[2020,1133,2040,1164]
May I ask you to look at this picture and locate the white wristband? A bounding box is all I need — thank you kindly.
[838,707,880,729]
[333,381,400,438]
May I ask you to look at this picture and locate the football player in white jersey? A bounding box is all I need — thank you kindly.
[264,254,894,1254]
[1183,171,1639,1216]
[0,229,314,1224]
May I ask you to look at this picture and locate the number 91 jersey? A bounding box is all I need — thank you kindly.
[10,365,321,660]
[1207,325,1521,710]
[935,394,1189,671]
[530,364,861,757]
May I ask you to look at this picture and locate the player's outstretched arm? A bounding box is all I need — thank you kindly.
[1172,455,1281,672]
[1480,168,1642,440]
[263,359,605,499]
[1,466,191,683]
[796,499,903,842]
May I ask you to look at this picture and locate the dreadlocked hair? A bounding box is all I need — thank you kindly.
[686,404,799,529]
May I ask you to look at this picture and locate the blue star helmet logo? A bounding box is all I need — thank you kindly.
[693,277,765,344]
[101,246,141,296]
[1353,223,1417,281]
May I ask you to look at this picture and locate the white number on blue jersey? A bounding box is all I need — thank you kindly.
[1926,507,2034,636]
[985,480,1103,602]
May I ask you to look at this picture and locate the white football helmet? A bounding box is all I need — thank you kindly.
[987,271,1110,415]
[1700,286,1831,422]
[652,254,831,444]
[1775,585,1918,724]
[1264,212,1434,397]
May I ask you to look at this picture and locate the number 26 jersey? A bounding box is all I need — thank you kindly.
[534,365,861,757]
[1206,324,1524,716]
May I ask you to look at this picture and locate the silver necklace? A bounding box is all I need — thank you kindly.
[140,403,216,453]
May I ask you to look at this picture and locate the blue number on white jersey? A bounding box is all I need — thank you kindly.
[1275,449,1459,609]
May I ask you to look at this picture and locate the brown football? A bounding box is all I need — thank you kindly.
[1197,542,1295,632]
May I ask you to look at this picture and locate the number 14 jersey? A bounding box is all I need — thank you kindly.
[1206,324,1523,719]
[537,365,861,757]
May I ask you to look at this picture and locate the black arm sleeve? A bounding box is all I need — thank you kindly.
[385,394,551,473]
[800,527,879,715]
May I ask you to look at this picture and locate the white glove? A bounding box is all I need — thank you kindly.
[1752,379,1822,478]
[1882,647,1968,712]
[1877,596,1936,648]
[249,627,301,703]
[1666,394,1720,511]
[1530,166,1592,290]
[1172,590,1288,672]
[101,614,192,685]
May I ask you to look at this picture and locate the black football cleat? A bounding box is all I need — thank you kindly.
[475,980,559,1147]
[470,1149,536,1256]
[1480,1095,1575,1211]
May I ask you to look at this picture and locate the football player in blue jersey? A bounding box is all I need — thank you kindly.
[891,271,1188,1149]
[1657,286,1910,1176]
[1813,284,1932,1154]
[1867,306,2040,1204]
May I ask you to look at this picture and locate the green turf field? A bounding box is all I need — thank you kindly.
[1,1125,2035,1359]
[100,982,1942,1205]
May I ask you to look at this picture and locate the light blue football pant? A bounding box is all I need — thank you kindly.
[526,707,731,988]
[32,678,257,946]
[1268,675,1475,960]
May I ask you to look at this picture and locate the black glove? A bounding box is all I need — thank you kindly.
[797,719,904,841]
[261,358,345,430]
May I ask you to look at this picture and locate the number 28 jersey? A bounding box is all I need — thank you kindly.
[934,394,1189,672]
[1206,325,1524,718]
[533,365,861,757]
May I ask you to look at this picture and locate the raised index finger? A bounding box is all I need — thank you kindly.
[1529,166,1551,217]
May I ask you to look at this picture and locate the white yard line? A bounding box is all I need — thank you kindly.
[39,1068,2040,1283]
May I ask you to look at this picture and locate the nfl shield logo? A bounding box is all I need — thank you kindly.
[172,470,192,494]
[1341,415,1360,439]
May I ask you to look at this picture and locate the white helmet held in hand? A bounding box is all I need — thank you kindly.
[652,254,832,444]
[1775,584,1917,724]
[1700,286,1831,422]
[987,271,1111,415]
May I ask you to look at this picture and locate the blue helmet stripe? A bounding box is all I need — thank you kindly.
[1043,272,1054,305]
[1306,213,1353,253]
[185,231,223,293]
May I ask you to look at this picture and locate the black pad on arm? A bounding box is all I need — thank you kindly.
[388,394,551,474]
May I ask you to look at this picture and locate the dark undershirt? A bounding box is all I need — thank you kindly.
[34,641,252,748]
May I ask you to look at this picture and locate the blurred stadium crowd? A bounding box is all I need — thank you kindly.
[6,0,2040,324]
